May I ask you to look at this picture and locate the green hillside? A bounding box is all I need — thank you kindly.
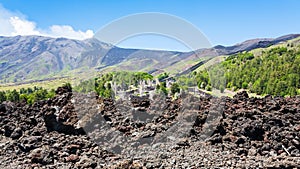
[195,42,300,96]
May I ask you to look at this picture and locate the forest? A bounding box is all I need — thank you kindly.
[195,46,300,96]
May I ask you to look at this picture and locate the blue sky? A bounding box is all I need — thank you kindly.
[0,0,299,51]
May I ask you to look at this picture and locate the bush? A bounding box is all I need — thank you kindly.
[6,89,19,102]
[160,86,168,96]
[205,85,212,91]
[242,82,248,89]
[0,91,6,103]
[170,83,180,95]
[62,83,72,91]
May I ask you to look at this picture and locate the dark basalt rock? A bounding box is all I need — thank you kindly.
[0,104,6,112]
[10,127,23,140]
[130,95,151,108]
[233,91,249,100]
[0,87,299,168]
[242,125,265,141]
[55,85,72,95]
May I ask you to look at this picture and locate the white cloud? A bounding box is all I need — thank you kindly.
[0,4,94,40]
[49,25,94,40]
[9,16,41,36]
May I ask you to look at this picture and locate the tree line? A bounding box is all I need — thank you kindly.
[74,71,154,98]
[195,46,300,96]
[0,86,56,104]
[75,71,182,98]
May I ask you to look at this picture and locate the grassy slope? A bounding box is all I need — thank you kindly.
[0,68,99,91]
[0,77,71,91]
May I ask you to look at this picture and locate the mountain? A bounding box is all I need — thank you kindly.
[0,35,184,83]
[0,36,110,82]
[0,34,299,83]
[185,34,300,61]
[167,34,300,74]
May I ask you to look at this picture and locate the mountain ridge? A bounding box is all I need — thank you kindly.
[0,34,299,83]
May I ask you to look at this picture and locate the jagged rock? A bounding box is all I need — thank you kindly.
[75,155,97,168]
[233,91,249,100]
[4,124,15,137]
[130,95,150,108]
[242,125,265,141]
[65,154,79,162]
[66,144,81,154]
[0,104,6,112]
[235,137,246,145]
[10,127,23,139]
[0,86,299,168]
[176,138,190,147]
[55,86,72,95]
[30,147,54,165]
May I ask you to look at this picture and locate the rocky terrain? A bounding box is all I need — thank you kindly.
[0,86,300,168]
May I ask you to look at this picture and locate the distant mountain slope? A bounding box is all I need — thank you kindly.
[0,34,299,83]
[0,36,112,82]
[193,36,300,96]
[172,34,300,74]
[0,36,183,83]
[187,34,300,59]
